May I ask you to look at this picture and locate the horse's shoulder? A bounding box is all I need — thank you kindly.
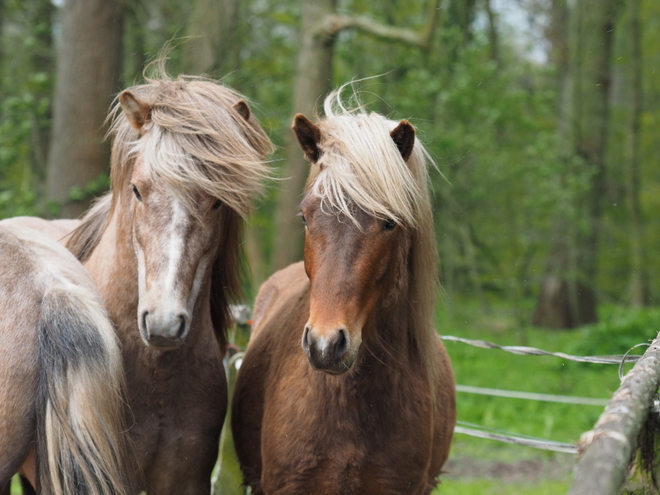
[0,216,79,245]
[251,261,309,342]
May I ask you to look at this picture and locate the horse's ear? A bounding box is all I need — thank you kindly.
[390,120,415,162]
[233,99,251,121]
[292,114,322,163]
[119,90,151,131]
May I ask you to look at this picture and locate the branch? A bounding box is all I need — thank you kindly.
[568,332,660,495]
[315,0,441,50]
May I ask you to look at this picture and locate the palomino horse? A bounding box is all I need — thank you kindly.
[0,224,135,495]
[232,91,456,494]
[57,73,272,493]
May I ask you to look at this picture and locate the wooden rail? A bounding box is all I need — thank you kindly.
[568,331,660,494]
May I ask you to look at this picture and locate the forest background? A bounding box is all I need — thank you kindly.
[2,0,660,490]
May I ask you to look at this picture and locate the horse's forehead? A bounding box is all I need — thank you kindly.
[303,196,372,233]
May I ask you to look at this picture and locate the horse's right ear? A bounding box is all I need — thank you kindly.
[119,90,151,131]
[292,114,322,163]
[390,120,415,162]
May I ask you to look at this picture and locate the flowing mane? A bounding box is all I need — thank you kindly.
[306,88,440,374]
[67,72,274,343]
[109,73,273,217]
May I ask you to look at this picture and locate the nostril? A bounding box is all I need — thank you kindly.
[141,311,149,334]
[335,329,348,360]
[176,314,187,339]
[302,325,312,355]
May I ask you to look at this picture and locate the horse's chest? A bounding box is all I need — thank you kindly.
[263,378,433,494]
[123,345,227,475]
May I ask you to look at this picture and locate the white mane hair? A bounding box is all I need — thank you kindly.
[308,85,435,230]
[108,72,274,219]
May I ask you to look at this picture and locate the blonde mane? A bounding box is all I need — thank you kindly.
[307,88,434,230]
[108,72,274,218]
[306,88,440,375]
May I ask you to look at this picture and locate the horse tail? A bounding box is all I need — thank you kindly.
[35,284,136,495]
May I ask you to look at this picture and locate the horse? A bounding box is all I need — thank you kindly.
[231,90,457,494]
[56,73,273,493]
[0,223,136,495]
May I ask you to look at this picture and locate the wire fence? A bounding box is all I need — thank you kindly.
[439,333,645,454]
[441,334,640,365]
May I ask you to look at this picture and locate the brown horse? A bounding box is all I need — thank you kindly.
[0,223,135,495]
[56,73,273,493]
[232,90,456,494]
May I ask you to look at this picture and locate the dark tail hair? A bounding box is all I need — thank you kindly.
[35,285,136,495]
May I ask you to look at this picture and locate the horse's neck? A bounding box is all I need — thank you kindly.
[84,212,138,338]
[361,282,433,372]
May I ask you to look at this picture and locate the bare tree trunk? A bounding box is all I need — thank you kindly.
[28,0,55,183]
[533,0,618,328]
[484,0,499,67]
[124,5,147,85]
[182,0,241,75]
[46,0,124,219]
[272,0,442,270]
[626,0,648,307]
[272,0,339,270]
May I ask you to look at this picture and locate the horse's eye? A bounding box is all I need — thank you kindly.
[132,184,142,202]
[212,199,222,210]
[384,218,396,231]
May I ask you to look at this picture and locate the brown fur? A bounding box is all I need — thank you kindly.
[0,224,135,495]
[232,100,456,494]
[62,73,272,494]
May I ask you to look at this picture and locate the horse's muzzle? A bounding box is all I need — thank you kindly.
[139,310,190,350]
[302,324,356,374]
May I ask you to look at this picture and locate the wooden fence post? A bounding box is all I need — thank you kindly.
[568,331,660,494]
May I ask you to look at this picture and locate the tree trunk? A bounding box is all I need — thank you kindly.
[626,0,648,307]
[46,0,124,219]
[533,0,618,328]
[272,0,338,270]
[182,0,241,75]
[28,0,55,183]
[484,0,499,67]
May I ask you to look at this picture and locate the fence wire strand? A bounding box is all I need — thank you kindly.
[441,335,641,364]
[454,421,579,454]
[455,384,609,406]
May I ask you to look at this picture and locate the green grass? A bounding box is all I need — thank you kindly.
[435,297,655,492]
[435,479,570,495]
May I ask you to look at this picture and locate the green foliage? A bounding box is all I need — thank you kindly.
[568,307,660,357]
[68,173,110,203]
[0,0,54,219]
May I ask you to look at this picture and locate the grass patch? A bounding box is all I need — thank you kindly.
[434,479,570,495]
[436,298,653,491]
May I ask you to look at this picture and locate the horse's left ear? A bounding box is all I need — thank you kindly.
[390,120,415,162]
[292,114,322,163]
[119,90,151,131]
[232,99,251,121]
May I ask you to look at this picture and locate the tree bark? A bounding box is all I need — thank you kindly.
[182,0,241,75]
[533,0,618,328]
[569,331,660,495]
[626,0,648,307]
[46,0,124,219]
[28,0,55,182]
[484,0,499,67]
[272,0,442,270]
[272,0,338,270]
